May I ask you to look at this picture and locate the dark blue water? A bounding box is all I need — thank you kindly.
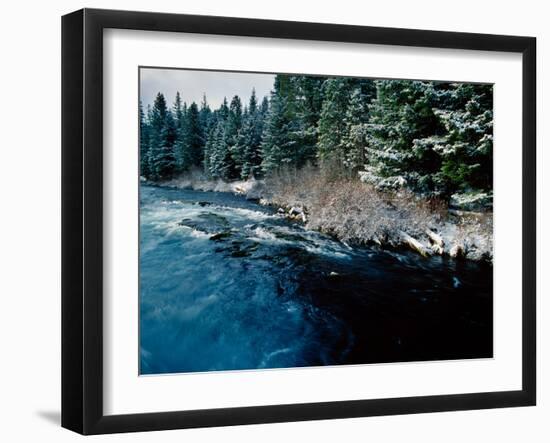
[139,185,493,375]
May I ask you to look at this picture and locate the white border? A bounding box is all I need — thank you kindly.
[103,29,523,415]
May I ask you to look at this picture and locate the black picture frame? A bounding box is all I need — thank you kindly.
[62,8,536,435]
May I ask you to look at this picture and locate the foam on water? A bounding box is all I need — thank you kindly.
[139,185,355,374]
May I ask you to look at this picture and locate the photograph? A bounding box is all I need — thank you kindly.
[138,67,494,375]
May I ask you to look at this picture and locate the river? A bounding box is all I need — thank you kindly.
[139,184,493,375]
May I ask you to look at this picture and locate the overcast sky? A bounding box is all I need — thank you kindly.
[140,68,276,110]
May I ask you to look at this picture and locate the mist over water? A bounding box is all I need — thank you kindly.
[139,185,493,375]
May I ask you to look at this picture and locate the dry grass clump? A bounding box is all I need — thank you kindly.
[264,164,447,246]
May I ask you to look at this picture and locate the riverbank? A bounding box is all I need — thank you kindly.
[154,170,493,262]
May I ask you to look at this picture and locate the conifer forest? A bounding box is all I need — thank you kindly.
[140,74,493,202]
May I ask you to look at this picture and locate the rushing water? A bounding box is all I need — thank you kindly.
[139,185,493,375]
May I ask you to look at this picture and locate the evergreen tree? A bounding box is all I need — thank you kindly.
[248,88,258,114]
[431,83,493,194]
[360,80,443,192]
[340,84,373,170]
[207,119,233,180]
[260,96,269,116]
[261,75,300,173]
[317,78,352,165]
[290,75,326,167]
[199,94,212,135]
[139,100,150,177]
[151,111,177,179]
[171,93,185,171]
[226,95,243,177]
[149,93,168,131]
[203,98,230,179]
[147,93,169,180]
[173,91,184,124]
[236,89,264,179]
[218,97,229,121]
[177,102,203,171]
[203,123,216,177]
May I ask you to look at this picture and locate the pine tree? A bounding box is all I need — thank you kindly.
[177,102,203,171]
[360,80,443,192]
[261,75,300,173]
[171,93,185,172]
[432,83,493,195]
[203,98,231,179]
[199,94,212,135]
[226,95,243,178]
[139,100,150,178]
[237,89,264,179]
[152,111,177,179]
[317,78,352,165]
[290,75,326,167]
[260,96,269,116]
[208,119,233,180]
[203,123,216,177]
[219,97,229,120]
[147,93,169,180]
[340,83,374,170]
[173,92,184,124]
[149,93,168,131]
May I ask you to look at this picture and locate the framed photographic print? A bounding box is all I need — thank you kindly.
[61,8,536,435]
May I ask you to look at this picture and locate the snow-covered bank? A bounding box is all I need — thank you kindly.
[147,172,493,262]
[261,195,492,262]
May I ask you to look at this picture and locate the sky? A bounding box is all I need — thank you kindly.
[140,68,276,110]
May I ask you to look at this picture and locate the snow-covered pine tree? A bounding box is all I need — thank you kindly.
[431,83,493,198]
[177,102,204,171]
[226,95,243,178]
[360,80,442,192]
[171,93,185,173]
[203,122,216,177]
[173,92,184,125]
[260,96,269,116]
[317,78,352,165]
[198,94,212,137]
[202,97,233,179]
[339,80,376,171]
[237,89,265,179]
[203,98,231,179]
[147,93,169,181]
[261,75,300,173]
[290,75,325,167]
[152,110,177,180]
[208,119,235,180]
[219,97,229,120]
[139,100,150,178]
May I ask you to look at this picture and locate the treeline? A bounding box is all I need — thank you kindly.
[140,75,493,198]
